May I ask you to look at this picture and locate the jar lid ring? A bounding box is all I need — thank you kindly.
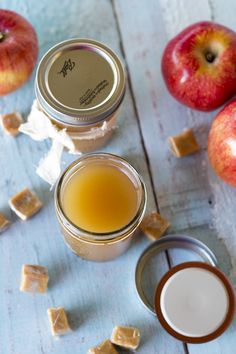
[135,234,218,316]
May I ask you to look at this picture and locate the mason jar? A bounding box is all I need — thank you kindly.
[35,39,126,152]
[55,153,147,261]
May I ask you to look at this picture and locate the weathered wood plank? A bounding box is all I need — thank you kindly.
[0,1,185,353]
[114,0,213,231]
[114,0,236,353]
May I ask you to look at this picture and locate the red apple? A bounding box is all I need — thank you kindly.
[0,9,38,95]
[208,99,236,186]
[162,21,236,111]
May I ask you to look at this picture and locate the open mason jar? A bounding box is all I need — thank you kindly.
[35,39,126,152]
[55,153,147,261]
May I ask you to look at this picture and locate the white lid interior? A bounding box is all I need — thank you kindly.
[160,267,229,337]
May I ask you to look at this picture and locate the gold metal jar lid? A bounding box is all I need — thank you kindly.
[36,39,126,126]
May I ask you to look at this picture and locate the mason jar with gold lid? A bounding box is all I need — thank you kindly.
[35,39,126,152]
[55,153,147,261]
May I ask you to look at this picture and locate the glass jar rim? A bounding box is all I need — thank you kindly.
[55,152,147,241]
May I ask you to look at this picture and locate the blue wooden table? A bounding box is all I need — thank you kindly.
[1,1,236,353]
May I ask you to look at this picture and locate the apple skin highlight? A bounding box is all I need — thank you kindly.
[0,9,38,95]
[162,21,236,111]
[208,100,236,187]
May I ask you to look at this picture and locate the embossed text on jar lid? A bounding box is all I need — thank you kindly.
[36,38,126,126]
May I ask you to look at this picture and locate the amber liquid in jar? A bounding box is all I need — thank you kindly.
[55,153,147,261]
[62,163,139,233]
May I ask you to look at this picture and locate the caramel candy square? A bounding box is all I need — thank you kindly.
[111,326,141,350]
[140,212,170,241]
[88,340,118,354]
[47,307,70,336]
[20,264,49,293]
[1,112,23,136]
[169,129,200,157]
[0,213,10,233]
[9,188,42,220]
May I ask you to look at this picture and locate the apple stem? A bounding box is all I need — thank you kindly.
[205,52,216,63]
[0,32,5,42]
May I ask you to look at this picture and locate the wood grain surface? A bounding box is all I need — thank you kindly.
[0,1,235,353]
